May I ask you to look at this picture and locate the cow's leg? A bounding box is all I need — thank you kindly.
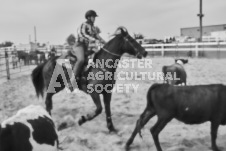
[150,117,172,151]
[78,92,102,125]
[126,107,155,148]
[103,92,116,132]
[211,121,220,151]
[45,93,54,115]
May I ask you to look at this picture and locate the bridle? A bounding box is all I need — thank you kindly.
[123,34,142,58]
[101,34,142,58]
[93,31,143,73]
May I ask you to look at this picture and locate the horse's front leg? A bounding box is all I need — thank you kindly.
[103,92,116,132]
[78,92,102,125]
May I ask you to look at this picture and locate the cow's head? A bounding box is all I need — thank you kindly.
[175,59,188,65]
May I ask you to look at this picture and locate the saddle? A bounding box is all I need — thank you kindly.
[65,49,95,69]
[60,47,96,90]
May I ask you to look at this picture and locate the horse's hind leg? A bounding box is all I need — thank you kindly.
[150,117,172,151]
[103,93,116,132]
[78,92,102,125]
[126,107,155,148]
[45,93,54,115]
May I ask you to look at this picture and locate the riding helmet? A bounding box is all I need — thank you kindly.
[85,10,98,19]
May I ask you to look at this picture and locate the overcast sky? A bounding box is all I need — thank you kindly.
[0,0,225,44]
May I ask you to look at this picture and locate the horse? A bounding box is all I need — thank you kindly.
[17,51,29,65]
[48,51,56,59]
[28,51,38,65]
[48,47,57,59]
[35,50,46,64]
[31,27,147,132]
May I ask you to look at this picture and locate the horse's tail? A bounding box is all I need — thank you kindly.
[31,63,46,98]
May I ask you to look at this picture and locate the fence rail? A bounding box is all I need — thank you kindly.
[1,42,226,80]
[0,51,35,80]
[142,42,226,58]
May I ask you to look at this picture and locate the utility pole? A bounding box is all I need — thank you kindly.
[197,0,204,42]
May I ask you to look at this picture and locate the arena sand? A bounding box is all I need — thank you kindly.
[0,57,226,151]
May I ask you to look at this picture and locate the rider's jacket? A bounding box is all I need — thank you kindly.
[77,21,101,44]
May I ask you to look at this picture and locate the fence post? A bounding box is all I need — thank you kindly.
[217,41,220,59]
[195,43,199,57]
[176,42,178,57]
[161,44,164,57]
[5,50,10,80]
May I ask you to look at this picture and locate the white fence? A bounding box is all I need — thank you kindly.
[142,42,226,57]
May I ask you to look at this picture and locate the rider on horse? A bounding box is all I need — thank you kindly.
[68,10,106,91]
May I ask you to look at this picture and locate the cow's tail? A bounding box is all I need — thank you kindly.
[31,63,46,98]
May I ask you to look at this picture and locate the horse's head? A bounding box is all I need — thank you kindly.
[111,27,147,59]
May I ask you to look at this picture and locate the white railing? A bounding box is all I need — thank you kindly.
[142,42,226,57]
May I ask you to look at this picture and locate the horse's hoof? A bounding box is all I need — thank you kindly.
[211,146,221,151]
[78,116,86,126]
[109,127,118,133]
[125,143,131,151]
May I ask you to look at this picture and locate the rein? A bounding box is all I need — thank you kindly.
[101,47,121,57]
[91,33,140,73]
[92,47,120,73]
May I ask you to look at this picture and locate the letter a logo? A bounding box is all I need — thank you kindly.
[46,59,78,93]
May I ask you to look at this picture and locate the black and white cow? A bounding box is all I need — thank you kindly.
[126,83,226,151]
[0,105,60,151]
[162,58,188,85]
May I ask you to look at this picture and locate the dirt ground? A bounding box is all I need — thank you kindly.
[0,57,226,151]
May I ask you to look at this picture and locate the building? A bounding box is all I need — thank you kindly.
[181,24,226,40]
[202,31,226,42]
[15,42,38,52]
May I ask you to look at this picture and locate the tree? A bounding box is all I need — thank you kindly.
[134,33,144,40]
[172,37,176,41]
[0,41,14,48]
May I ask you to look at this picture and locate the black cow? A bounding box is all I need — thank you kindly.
[126,83,226,151]
[0,105,60,151]
[162,58,188,85]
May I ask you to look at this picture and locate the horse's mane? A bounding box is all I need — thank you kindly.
[93,26,129,63]
[92,34,124,63]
